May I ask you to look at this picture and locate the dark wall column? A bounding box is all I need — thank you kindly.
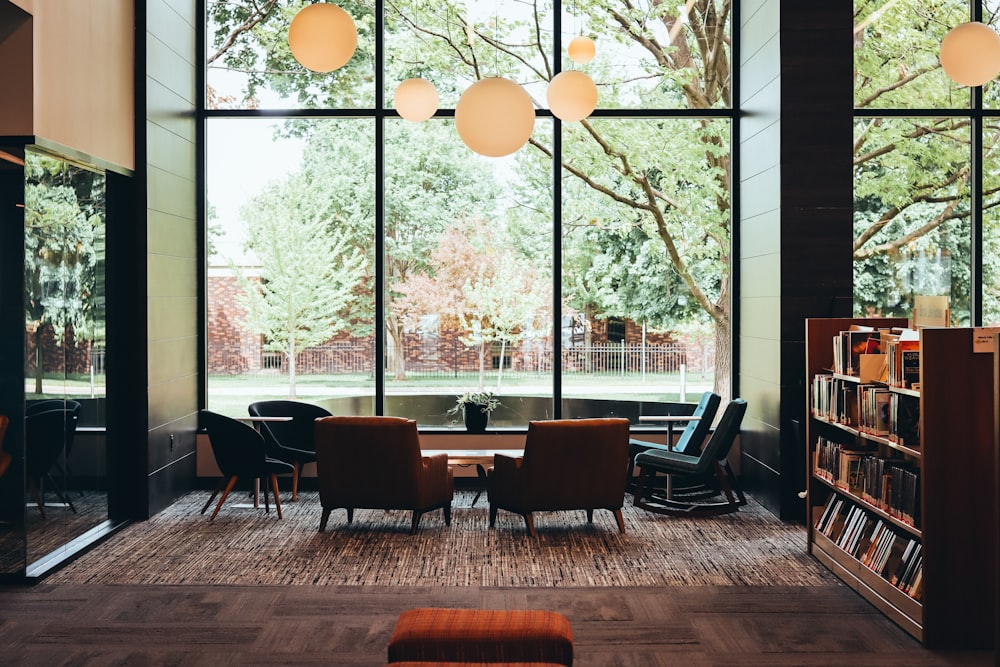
[738,1,853,519]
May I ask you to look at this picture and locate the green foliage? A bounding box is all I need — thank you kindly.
[23,153,103,342]
[234,171,368,393]
[448,390,500,415]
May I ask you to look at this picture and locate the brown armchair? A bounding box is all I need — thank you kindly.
[314,416,454,534]
[487,417,631,537]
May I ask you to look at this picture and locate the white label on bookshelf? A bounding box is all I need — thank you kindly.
[972,327,1000,353]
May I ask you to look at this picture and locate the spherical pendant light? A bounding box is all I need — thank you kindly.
[940,21,1000,87]
[455,77,535,157]
[288,3,358,73]
[567,35,596,64]
[394,78,439,122]
[547,70,598,122]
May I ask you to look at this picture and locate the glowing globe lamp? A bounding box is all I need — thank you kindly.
[940,22,1000,87]
[547,70,598,122]
[394,78,439,122]
[455,77,535,157]
[288,3,358,73]
[568,35,596,64]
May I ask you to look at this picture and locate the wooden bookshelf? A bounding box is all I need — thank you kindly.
[805,318,997,649]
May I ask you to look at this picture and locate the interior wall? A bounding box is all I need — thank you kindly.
[6,0,135,171]
[143,0,200,514]
[738,0,783,516]
[738,1,854,520]
[0,3,33,135]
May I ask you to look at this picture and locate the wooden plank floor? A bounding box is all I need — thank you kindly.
[0,584,993,666]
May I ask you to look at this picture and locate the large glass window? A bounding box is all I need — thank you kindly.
[853,1,998,326]
[205,1,733,423]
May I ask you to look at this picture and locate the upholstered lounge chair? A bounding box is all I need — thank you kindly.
[248,399,332,501]
[487,417,631,537]
[314,416,453,534]
[200,410,294,520]
[627,391,721,487]
[632,398,748,517]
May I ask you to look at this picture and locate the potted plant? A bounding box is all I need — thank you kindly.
[449,391,500,433]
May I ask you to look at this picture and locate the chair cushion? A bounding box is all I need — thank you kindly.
[634,448,702,473]
[387,608,573,665]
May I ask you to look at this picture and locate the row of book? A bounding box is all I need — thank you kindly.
[815,495,923,601]
[830,325,919,388]
[811,376,920,448]
[813,437,921,527]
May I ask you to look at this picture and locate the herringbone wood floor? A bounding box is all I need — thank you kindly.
[0,583,993,666]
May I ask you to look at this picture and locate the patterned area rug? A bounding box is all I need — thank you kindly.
[47,490,834,587]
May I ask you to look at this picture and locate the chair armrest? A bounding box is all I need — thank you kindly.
[421,453,451,479]
[492,453,523,476]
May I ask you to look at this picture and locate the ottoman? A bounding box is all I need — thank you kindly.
[387,608,573,665]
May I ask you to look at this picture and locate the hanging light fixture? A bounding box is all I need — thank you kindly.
[567,35,596,64]
[288,3,358,73]
[939,21,1000,87]
[547,70,598,122]
[455,77,535,157]
[394,78,439,122]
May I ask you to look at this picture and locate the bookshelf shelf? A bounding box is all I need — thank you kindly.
[805,318,997,650]
[812,475,920,538]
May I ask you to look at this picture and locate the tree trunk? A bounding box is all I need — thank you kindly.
[287,338,297,399]
[387,317,407,381]
[477,341,487,390]
[34,328,44,395]
[495,339,507,391]
[712,317,731,407]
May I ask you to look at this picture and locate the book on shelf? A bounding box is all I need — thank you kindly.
[814,493,839,531]
[888,393,920,449]
[906,561,923,600]
[884,328,919,388]
[859,385,891,435]
[900,349,920,389]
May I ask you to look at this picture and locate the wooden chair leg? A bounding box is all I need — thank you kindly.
[270,474,283,519]
[410,511,423,535]
[201,478,226,515]
[523,512,537,538]
[291,462,301,501]
[613,508,625,533]
[489,505,498,527]
[28,478,46,520]
[210,476,239,521]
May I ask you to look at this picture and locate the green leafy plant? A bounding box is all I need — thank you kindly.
[448,390,500,416]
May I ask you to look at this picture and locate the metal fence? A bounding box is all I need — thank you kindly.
[220,342,691,378]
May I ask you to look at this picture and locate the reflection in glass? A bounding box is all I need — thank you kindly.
[852,117,971,325]
[22,147,108,569]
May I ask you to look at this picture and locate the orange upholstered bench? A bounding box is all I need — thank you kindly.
[385,663,567,667]
[387,608,574,665]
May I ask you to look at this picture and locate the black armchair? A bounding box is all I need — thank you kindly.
[27,399,82,493]
[200,410,295,520]
[25,407,79,518]
[248,400,331,501]
[632,398,748,517]
[627,391,720,486]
